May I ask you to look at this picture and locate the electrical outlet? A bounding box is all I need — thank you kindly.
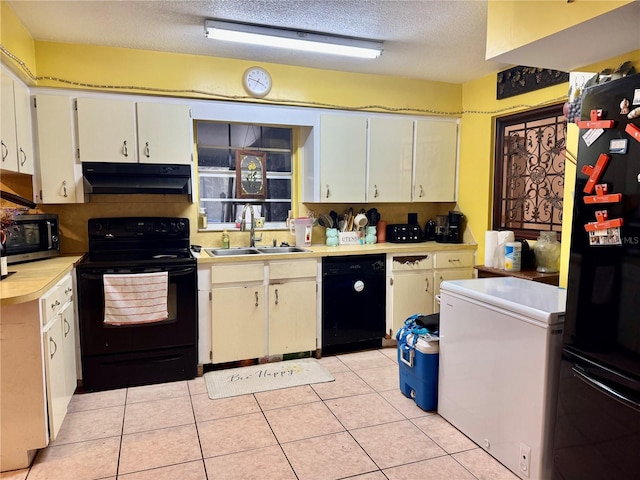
[519,443,531,477]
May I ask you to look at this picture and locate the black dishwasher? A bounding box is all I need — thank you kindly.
[322,254,386,355]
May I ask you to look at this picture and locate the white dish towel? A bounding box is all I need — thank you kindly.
[103,272,169,325]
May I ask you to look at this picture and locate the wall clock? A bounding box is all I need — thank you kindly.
[242,66,272,98]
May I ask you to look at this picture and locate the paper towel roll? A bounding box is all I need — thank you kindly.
[498,230,515,244]
[484,231,499,267]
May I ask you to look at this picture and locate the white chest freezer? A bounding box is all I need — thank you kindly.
[438,277,566,480]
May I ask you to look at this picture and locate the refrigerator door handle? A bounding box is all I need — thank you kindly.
[572,365,640,412]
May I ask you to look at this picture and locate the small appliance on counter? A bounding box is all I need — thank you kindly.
[435,211,465,243]
[3,213,60,264]
[424,219,436,241]
[386,224,423,243]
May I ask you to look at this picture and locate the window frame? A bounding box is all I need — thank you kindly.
[196,121,294,231]
[492,103,567,241]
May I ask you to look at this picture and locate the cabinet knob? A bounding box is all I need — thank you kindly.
[419,185,424,197]
[325,185,330,199]
[1,141,7,162]
[63,317,71,337]
[374,185,379,198]
[19,147,27,166]
[62,180,68,198]
[144,142,150,158]
[255,291,259,307]
[274,288,279,305]
[122,140,128,157]
[51,300,61,310]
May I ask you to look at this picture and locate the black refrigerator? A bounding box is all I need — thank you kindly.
[552,74,640,479]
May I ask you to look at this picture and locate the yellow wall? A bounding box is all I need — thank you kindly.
[486,0,633,59]
[33,41,462,114]
[0,1,36,84]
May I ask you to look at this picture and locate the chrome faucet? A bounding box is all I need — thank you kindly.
[240,203,262,247]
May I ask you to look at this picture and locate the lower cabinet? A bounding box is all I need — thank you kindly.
[388,253,434,335]
[211,284,265,363]
[433,250,475,313]
[41,275,77,441]
[0,272,77,472]
[388,248,475,334]
[210,259,318,364]
[268,260,317,355]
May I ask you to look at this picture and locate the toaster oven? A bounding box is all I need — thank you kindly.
[386,224,423,243]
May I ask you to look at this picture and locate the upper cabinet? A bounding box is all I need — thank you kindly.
[1,70,34,175]
[318,114,367,202]
[76,97,192,164]
[76,97,135,163]
[368,117,413,202]
[413,120,458,202]
[136,102,192,164]
[306,113,458,203]
[32,95,84,204]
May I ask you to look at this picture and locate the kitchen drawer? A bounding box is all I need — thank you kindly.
[41,280,69,325]
[391,254,433,272]
[269,259,317,281]
[211,263,264,285]
[59,275,74,304]
[434,251,474,269]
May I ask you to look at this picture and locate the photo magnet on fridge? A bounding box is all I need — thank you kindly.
[610,138,628,154]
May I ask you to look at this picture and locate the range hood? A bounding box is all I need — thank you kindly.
[82,163,191,195]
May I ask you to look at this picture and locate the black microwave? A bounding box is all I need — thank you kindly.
[4,214,60,265]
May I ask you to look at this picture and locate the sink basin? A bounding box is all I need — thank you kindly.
[204,247,260,256]
[204,246,311,257]
[256,246,311,254]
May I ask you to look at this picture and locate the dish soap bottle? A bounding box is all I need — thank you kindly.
[222,229,230,249]
[198,207,207,229]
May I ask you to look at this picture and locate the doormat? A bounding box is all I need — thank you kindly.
[204,358,334,400]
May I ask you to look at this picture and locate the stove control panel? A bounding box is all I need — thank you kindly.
[89,217,189,238]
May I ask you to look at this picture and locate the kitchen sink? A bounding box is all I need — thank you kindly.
[204,247,260,256]
[256,246,311,254]
[204,246,311,257]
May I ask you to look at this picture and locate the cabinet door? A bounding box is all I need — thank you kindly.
[43,316,66,441]
[136,103,192,165]
[414,120,458,202]
[1,71,19,172]
[60,301,77,402]
[33,95,81,203]
[268,280,316,355]
[319,115,367,202]
[391,272,434,334]
[433,268,474,313]
[13,80,34,174]
[211,286,265,363]
[76,97,136,163]
[368,117,413,202]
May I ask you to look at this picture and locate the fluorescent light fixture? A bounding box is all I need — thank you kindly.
[205,19,383,59]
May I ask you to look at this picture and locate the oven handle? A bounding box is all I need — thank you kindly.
[78,266,195,280]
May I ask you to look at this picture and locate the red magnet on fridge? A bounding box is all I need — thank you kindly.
[625,123,640,143]
[583,184,622,204]
[584,210,624,232]
[581,153,611,194]
[576,109,615,129]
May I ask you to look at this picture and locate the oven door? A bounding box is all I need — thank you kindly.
[77,263,197,357]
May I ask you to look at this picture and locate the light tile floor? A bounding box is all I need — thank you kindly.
[2,348,519,480]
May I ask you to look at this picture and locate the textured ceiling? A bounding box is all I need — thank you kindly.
[7,0,512,84]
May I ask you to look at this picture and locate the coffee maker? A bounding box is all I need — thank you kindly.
[435,210,465,243]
